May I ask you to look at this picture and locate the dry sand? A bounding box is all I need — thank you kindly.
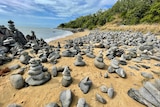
[0,30,160,107]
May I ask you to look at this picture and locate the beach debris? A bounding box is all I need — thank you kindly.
[77,98,89,107]
[128,79,160,107]
[10,74,24,89]
[60,89,73,107]
[0,67,10,76]
[79,76,92,94]
[74,53,86,66]
[25,58,51,86]
[45,102,59,107]
[61,66,72,87]
[94,51,105,69]
[96,93,107,104]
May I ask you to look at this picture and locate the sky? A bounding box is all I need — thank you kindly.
[0,0,118,28]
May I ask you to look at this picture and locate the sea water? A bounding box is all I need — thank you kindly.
[17,26,73,43]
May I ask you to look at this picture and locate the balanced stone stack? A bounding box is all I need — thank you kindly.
[61,66,72,87]
[94,51,105,69]
[25,58,51,86]
[108,58,126,78]
[62,49,75,57]
[74,54,86,66]
[128,79,160,107]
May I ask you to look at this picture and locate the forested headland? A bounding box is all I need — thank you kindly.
[58,0,160,30]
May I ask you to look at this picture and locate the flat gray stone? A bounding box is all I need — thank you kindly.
[45,102,59,107]
[96,93,107,104]
[77,98,88,107]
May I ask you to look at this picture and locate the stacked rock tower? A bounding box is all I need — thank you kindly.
[25,58,51,86]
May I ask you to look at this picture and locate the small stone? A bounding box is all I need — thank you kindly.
[108,87,114,98]
[10,74,24,89]
[7,103,22,107]
[100,85,108,93]
[141,65,150,69]
[45,102,59,107]
[96,93,107,104]
[104,72,109,78]
[77,98,89,107]
[9,64,20,70]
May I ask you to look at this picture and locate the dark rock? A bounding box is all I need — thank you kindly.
[60,89,73,107]
[141,65,150,69]
[10,74,24,89]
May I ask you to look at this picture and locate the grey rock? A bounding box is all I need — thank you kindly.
[30,72,45,80]
[128,88,154,107]
[104,72,109,78]
[79,77,92,94]
[77,98,89,107]
[141,72,153,79]
[74,54,86,66]
[51,66,58,77]
[45,102,59,107]
[108,87,114,98]
[115,67,126,78]
[100,85,108,93]
[10,74,24,89]
[94,59,105,69]
[25,72,51,86]
[96,93,107,104]
[111,58,119,69]
[17,68,25,75]
[7,103,22,107]
[60,89,73,107]
[9,64,20,70]
[150,56,160,61]
[108,66,115,73]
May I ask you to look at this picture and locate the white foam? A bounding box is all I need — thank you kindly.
[45,31,73,43]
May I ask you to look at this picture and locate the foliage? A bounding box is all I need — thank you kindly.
[58,0,160,29]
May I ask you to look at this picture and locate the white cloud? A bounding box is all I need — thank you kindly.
[0,0,118,19]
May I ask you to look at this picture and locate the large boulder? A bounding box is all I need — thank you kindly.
[10,74,24,89]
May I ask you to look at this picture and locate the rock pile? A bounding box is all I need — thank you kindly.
[25,58,51,86]
[61,66,72,87]
[108,58,126,78]
[74,54,86,66]
[94,51,105,69]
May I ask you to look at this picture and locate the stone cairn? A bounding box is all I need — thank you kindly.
[94,51,105,69]
[19,51,32,65]
[8,20,16,33]
[108,58,126,78]
[61,66,72,87]
[25,58,51,86]
[74,53,86,66]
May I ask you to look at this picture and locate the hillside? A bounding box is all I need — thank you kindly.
[58,0,160,30]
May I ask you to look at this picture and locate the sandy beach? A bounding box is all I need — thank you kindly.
[0,30,160,107]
